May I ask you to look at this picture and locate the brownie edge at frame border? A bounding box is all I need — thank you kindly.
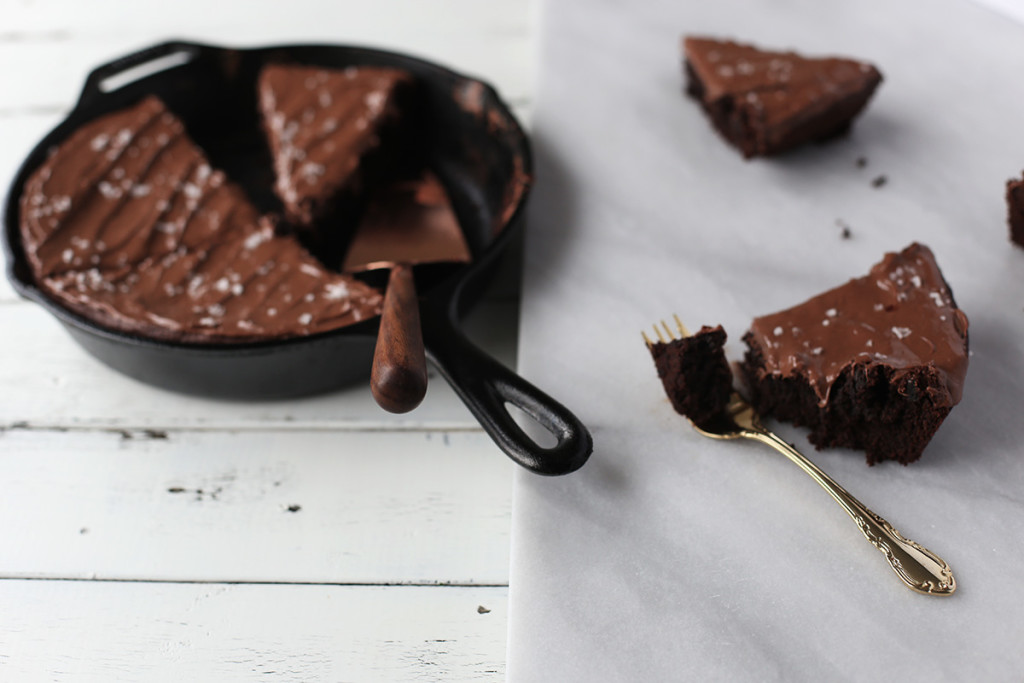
[1008,172,1024,248]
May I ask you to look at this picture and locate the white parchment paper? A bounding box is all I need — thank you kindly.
[510,0,1024,679]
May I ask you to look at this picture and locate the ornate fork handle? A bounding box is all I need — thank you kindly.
[746,425,956,595]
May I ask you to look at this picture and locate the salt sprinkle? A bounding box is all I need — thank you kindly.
[245,228,272,250]
[365,91,386,114]
[300,163,325,181]
[298,313,313,326]
[98,181,121,199]
[324,282,349,300]
[187,275,205,297]
[891,326,912,340]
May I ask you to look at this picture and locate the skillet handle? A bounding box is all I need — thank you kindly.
[421,302,592,476]
[75,41,206,109]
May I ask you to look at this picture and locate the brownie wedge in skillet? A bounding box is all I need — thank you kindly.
[258,64,413,231]
[18,96,383,342]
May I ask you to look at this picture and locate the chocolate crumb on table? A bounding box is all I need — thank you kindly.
[836,219,852,239]
[871,174,888,188]
[681,36,883,158]
[856,156,868,168]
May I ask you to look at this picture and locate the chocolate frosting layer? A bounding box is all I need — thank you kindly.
[747,243,969,406]
[258,64,410,225]
[19,96,383,342]
[683,36,882,143]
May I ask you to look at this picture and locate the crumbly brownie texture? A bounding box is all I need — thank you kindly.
[682,36,883,158]
[741,243,969,465]
[258,64,411,227]
[1008,173,1024,248]
[648,325,734,428]
[19,96,382,342]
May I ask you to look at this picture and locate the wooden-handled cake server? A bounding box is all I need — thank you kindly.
[343,171,471,413]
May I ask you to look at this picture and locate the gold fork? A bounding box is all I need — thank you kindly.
[645,316,956,596]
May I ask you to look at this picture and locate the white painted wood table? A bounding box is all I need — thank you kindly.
[0,1,532,679]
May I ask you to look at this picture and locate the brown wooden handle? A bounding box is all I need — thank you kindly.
[370,263,428,413]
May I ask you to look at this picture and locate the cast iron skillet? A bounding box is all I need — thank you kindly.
[2,40,592,476]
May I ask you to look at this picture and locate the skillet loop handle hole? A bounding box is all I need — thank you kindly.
[503,400,559,450]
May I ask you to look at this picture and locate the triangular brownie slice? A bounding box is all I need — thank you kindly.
[740,244,968,465]
[258,64,412,227]
[683,37,883,158]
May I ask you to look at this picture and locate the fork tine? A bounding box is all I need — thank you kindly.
[673,314,690,337]
[643,316,694,346]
